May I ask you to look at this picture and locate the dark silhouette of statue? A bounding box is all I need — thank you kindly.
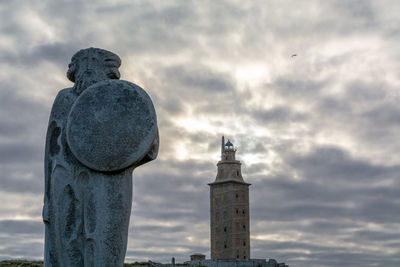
[43,47,159,266]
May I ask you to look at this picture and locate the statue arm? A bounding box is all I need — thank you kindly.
[43,127,52,223]
[42,90,67,223]
[43,122,57,224]
[134,128,159,168]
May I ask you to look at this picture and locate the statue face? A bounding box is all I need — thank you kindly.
[67,48,121,93]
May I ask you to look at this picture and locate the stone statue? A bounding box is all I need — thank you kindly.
[43,48,159,266]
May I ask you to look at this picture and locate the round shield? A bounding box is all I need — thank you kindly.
[66,80,157,172]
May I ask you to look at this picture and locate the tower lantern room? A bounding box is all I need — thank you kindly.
[221,136,236,162]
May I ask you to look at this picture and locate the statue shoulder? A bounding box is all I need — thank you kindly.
[53,87,74,104]
[49,87,76,120]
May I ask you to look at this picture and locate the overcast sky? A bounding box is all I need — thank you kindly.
[0,0,399,266]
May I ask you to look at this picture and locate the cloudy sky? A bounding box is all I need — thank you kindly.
[0,0,400,266]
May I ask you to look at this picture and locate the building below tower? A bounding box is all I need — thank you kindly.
[184,258,289,267]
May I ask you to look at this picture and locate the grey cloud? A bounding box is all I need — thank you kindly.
[387,241,400,248]
[0,168,43,194]
[251,219,362,237]
[308,220,361,232]
[84,2,199,55]
[309,79,400,156]
[132,159,215,222]
[0,42,76,69]
[327,0,377,30]
[316,97,353,116]
[159,97,185,116]
[249,145,400,224]
[253,238,400,267]
[0,239,43,260]
[0,87,46,196]
[0,84,48,139]
[252,202,352,222]
[144,63,241,120]
[345,80,388,104]
[128,219,209,261]
[193,92,251,116]
[361,104,400,126]
[250,180,400,223]
[270,78,327,100]
[185,132,216,147]
[0,221,44,260]
[270,0,380,38]
[0,142,42,164]
[131,225,185,234]
[134,172,209,223]
[287,146,391,183]
[350,229,400,242]
[251,106,308,125]
[356,199,400,224]
[254,240,340,254]
[310,251,400,267]
[230,135,270,154]
[244,163,267,175]
[164,65,233,93]
[0,220,43,236]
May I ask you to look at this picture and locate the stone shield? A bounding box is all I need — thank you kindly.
[66,80,157,172]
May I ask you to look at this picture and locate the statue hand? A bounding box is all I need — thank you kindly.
[42,201,49,224]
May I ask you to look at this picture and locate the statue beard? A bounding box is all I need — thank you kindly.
[73,71,108,95]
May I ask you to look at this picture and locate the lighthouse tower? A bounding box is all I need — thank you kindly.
[209,136,251,260]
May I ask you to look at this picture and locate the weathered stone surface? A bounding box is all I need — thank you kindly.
[67,79,157,172]
[43,47,159,267]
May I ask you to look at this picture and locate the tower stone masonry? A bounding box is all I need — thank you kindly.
[209,136,251,260]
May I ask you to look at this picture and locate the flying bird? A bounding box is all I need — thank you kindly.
[291,54,297,58]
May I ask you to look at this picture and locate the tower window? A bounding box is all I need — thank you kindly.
[243,240,246,246]
[242,210,246,215]
[243,224,246,230]
[224,241,227,249]
[236,209,239,214]
[224,227,227,232]
[236,194,239,199]
[244,256,246,259]
[225,156,228,160]
[237,170,239,176]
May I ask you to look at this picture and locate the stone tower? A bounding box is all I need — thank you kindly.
[209,136,251,260]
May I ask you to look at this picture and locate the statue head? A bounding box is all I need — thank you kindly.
[67,47,121,94]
